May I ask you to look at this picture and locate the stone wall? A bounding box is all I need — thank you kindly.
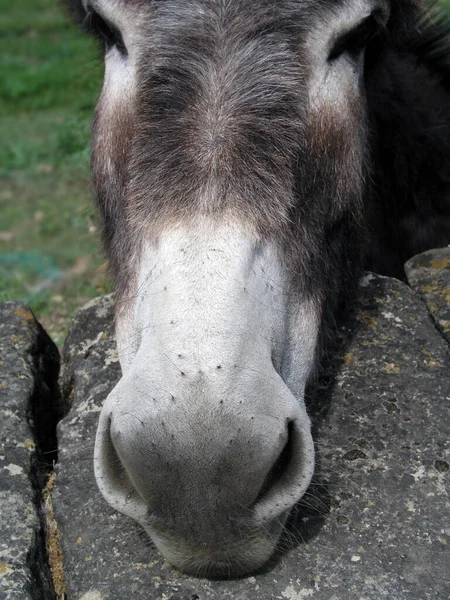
[1,249,449,600]
[0,303,62,600]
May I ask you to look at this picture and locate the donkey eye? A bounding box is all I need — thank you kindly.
[85,10,127,55]
[328,14,383,62]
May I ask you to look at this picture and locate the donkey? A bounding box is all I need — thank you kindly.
[63,0,450,578]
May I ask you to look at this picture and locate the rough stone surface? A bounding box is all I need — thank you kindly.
[0,302,60,600]
[405,247,450,345]
[53,273,450,600]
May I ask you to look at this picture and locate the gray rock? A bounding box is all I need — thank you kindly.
[0,302,60,600]
[53,274,450,600]
[405,246,450,344]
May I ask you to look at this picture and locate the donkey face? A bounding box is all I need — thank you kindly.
[70,0,389,577]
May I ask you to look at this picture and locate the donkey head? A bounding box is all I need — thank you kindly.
[66,0,393,577]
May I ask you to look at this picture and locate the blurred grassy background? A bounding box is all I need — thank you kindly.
[0,0,108,345]
[1,0,450,346]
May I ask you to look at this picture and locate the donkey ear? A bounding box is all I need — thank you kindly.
[60,0,87,27]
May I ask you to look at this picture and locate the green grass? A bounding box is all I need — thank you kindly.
[0,0,109,345]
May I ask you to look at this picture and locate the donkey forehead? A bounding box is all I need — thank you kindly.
[92,0,375,281]
[89,0,388,36]
[91,0,389,130]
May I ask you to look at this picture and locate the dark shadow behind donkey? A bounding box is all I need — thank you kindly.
[61,0,450,578]
[365,2,450,278]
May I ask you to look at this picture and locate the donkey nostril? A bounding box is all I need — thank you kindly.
[255,420,295,504]
[94,410,148,522]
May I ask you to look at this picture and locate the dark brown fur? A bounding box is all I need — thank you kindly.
[61,0,450,377]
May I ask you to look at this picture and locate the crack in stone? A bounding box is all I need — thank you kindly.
[25,321,67,600]
[406,283,450,350]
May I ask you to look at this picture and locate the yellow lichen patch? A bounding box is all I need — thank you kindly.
[344,352,358,365]
[443,285,450,302]
[79,593,105,600]
[439,320,450,332]
[14,307,34,321]
[385,363,400,374]
[430,257,450,270]
[357,311,378,330]
[43,473,67,600]
[422,349,442,368]
[425,284,450,302]
[100,330,109,341]
[136,561,159,569]
[24,439,35,450]
[76,537,83,544]
[420,283,437,293]
[362,339,380,347]
[0,562,12,576]
[428,300,439,314]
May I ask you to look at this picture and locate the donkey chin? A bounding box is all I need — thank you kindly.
[93,227,317,577]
